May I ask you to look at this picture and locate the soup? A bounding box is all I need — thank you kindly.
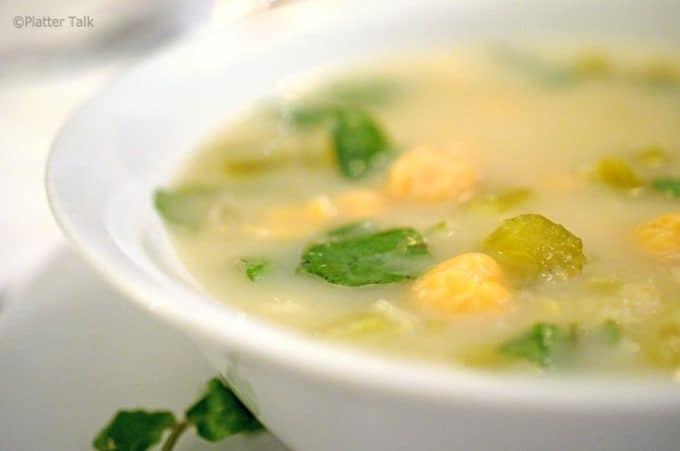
[156,46,680,375]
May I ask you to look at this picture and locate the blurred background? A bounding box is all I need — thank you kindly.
[0,0,294,297]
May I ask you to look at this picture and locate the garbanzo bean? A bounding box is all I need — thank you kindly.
[387,146,477,202]
[412,252,511,316]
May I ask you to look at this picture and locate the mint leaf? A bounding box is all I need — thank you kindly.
[651,178,680,198]
[154,187,218,230]
[500,323,562,367]
[93,410,175,451]
[240,257,270,282]
[331,109,391,179]
[299,227,430,286]
[186,378,262,442]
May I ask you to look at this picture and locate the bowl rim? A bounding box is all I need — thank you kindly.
[46,0,680,411]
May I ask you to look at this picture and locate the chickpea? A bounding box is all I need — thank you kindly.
[388,146,477,202]
[412,252,511,316]
[635,212,680,262]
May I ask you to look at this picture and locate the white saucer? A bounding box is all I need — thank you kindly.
[0,249,290,451]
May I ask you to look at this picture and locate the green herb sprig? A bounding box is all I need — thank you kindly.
[93,378,262,451]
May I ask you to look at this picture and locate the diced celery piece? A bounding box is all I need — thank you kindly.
[154,187,218,230]
[651,178,680,199]
[482,214,585,284]
[596,156,643,190]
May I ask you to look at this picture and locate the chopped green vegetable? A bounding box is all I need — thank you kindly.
[651,178,680,198]
[596,156,643,190]
[601,319,622,345]
[482,214,586,284]
[154,187,218,230]
[464,188,532,214]
[299,227,430,286]
[240,257,270,282]
[186,378,263,442]
[331,108,391,179]
[316,312,398,339]
[327,221,374,239]
[93,410,176,451]
[500,322,562,367]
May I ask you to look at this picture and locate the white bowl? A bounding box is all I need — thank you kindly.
[47,1,680,450]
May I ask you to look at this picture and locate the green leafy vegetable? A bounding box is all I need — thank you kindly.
[93,410,176,451]
[331,108,391,179]
[154,187,218,230]
[299,227,430,286]
[651,178,680,198]
[482,214,586,284]
[93,378,262,451]
[500,322,562,367]
[240,257,270,282]
[186,378,263,442]
[596,156,643,190]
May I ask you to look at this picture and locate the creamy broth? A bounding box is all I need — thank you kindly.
[158,47,680,374]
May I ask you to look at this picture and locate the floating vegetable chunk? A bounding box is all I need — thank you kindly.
[596,156,643,190]
[412,252,511,316]
[482,214,586,283]
[635,212,680,261]
[332,108,391,179]
[388,146,477,202]
[500,322,562,367]
[299,227,430,286]
[651,178,680,199]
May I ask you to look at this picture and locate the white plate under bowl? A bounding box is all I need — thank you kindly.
[46,1,680,450]
[0,249,289,451]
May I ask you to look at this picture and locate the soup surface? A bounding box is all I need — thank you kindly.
[158,46,680,375]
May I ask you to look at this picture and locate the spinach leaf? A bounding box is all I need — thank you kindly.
[500,322,562,367]
[186,378,263,442]
[93,410,176,451]
[651,178,680,198]
[240,257,270,282]
[299,227,430,286]
[331,108,391,179]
